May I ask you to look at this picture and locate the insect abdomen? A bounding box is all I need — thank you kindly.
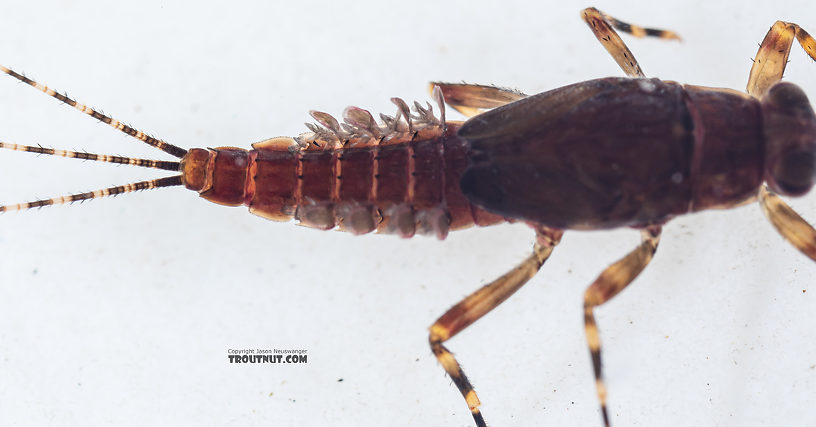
[181,123,503,239]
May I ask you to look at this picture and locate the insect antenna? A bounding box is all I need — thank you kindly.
[0,64,188,159]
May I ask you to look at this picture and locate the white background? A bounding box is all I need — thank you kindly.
[1,1,815,426]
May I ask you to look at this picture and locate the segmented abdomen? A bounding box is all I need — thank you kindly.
[178,94,508,238]
[180,120,505,239]
[247,122,503,238]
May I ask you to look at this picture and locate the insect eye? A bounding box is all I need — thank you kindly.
[763,82,813,115]
[761,82,816,196]
[768,148,816,196]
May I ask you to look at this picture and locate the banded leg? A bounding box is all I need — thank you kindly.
[759,185,816,261]
[430,83,527,117]
[581,7,681,78]
[747,24,816,260]
[429,226,563,427]
[747,21,816,97]
[584,226,662,427]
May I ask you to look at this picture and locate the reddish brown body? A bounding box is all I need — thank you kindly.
[180,120,503,239]
[180,77,816,235]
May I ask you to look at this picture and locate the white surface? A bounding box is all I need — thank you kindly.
[0,1,815,426]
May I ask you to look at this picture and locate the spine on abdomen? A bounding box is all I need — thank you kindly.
[245,123,503,239]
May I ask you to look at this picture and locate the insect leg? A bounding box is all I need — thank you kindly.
[581,8,681,78]
[429,226,562,427]
[583,226,662,427]
[746,21,816,97]
[429,83,527,117]
[758,185,816,261]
